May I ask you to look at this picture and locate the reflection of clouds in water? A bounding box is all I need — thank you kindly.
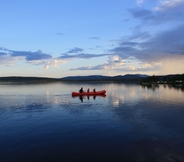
[107,85,146,107]
[45,91,49,97]
[107,84,184,108]
[112,96,125,107]
[108,85,184,143]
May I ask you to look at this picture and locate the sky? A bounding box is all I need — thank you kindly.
[0,0,184,78]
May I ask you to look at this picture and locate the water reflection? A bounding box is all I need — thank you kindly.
[0,82,183,113]
[141,83,184,92]
[79,96,83,102]
[72,94,106,102]
[111,84,184,107]
[0,82,184,162]
[141,83,160,91]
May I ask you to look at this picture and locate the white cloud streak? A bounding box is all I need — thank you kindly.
[136,0,144,6]
[155,0,184,11]
[0,54,23,66]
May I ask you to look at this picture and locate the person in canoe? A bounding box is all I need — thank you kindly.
[79,87,84,93]
[93,88,96,92]
[87,88,90,93]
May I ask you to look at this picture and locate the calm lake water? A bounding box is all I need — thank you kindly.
[0,82,184,162]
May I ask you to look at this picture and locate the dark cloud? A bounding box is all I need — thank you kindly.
[120,42,139,47]
[0,47,9,55]
[0,48,52,61]
[67,47,84,53]
[128,1,184,25]
[108,1,184,66]
[59,46,110,60]
[140,24,184,55]
[10,50,52,61]
[47,2,184,72]
[108,23,184,65]
[127,29,151,41]
[0,52,7,56]
[129,8,154,22]
[59,53,109,59]
[110,46,139,56]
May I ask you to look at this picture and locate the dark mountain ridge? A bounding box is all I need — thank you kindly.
[0,76,57,82]
[0,74,149,82]
[60,74,149,82]
[1,74,183,83]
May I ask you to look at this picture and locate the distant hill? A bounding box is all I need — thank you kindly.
[60,75,109,80]
[60,74,149,82]
[0,76,58,82]
[0,74,183,84]
[0,74,149,83]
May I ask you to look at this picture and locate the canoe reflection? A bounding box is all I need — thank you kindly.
[72,94,106,102]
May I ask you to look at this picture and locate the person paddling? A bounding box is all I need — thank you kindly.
[79,87,84,93]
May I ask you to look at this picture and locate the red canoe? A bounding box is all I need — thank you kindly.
[72,90,106,96]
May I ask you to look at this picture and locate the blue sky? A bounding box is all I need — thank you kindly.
[0,0,184,78]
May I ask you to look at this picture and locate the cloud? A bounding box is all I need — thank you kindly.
[44,59,66,70]
[1,1,184,75]
[154,0,184,11]
[9,3,184,74]
[0,52,7,56]
[0,54,21,66]
[0,48,61,70]
[110,46,139,56]
[70,55,125,71]
[10,50,52,61]
[0,46,111,71]
[136,0,145,6]
[143,29,184,60]
[69,19,184,73]
[115,1,184,64]
[104,11,184,74]
[0,48,52,61]
[129,1,184,25]
[67,47,84,53]
[140,24,184,55]
[24,58,67,71]
[59,53,109,59]
[109,23,184,62]
[69,54,162,73]
[129,8,154,22]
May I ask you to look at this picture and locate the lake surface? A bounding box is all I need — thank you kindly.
[0,82,184,162]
